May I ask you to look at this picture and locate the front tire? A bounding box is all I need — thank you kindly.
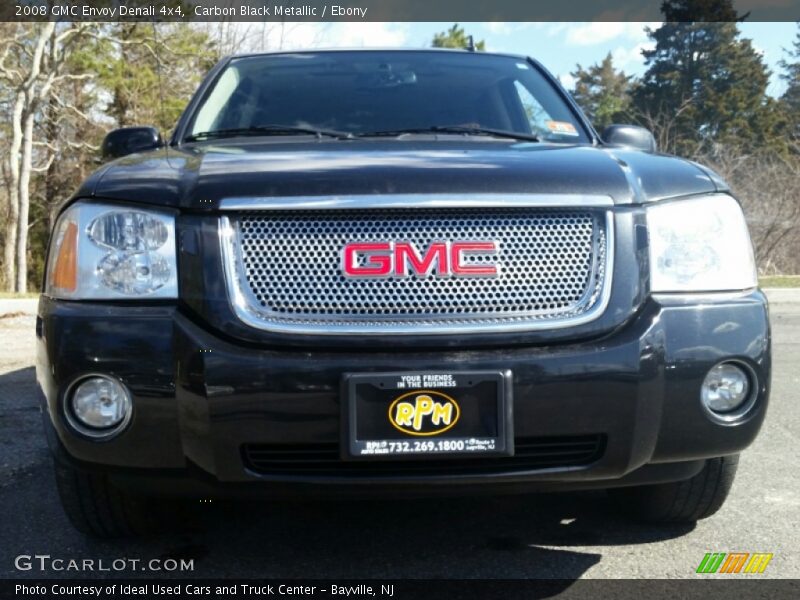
[609,455,739,524]
[53,460,155,538]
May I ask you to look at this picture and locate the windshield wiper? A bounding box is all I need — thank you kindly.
[185,125,353,142]
[355,126,539,142]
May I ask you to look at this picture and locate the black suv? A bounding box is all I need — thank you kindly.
[36,49,770,537]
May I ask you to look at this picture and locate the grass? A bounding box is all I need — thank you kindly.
[759,276,800,288]
[0,292,39,299]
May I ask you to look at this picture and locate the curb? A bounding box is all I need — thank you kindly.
[0,298,39,317]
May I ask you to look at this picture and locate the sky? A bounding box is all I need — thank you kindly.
[233,22,798,97]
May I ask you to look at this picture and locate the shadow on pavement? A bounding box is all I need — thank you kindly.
[1,462,694,581]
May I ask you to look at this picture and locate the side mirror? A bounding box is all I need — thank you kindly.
[601,124,657,153]
[101,126,163,160]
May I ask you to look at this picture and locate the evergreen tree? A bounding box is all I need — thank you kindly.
[432,24,485,51]
[570,53,633,131]
[633,0,778,155]
[779,25,800,126]
[95,23,216,131]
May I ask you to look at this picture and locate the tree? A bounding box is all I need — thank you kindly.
[431,24,485,51]
[0,22,215,291]
[779,24,800,140]
[94,23,216,131]
[27,33,113,288]
[707,148,800,273]
[633,0,779,156]
[0,23,96,292]
[570,53,633,131]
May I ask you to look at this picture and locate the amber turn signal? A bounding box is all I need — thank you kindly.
[51,221,78,292]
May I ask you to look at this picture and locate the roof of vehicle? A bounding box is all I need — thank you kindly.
[227,47,531,62]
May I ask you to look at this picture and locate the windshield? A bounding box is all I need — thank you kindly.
[187,51,589,143]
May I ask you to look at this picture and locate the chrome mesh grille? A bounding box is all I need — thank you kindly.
[223,207,611,334]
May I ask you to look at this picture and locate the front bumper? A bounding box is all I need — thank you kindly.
[36,291,770,497]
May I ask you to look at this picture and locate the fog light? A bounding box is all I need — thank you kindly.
[68,375,131,436]
[701,363,751,415]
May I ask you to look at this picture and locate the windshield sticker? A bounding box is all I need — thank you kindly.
[546,121,579,136]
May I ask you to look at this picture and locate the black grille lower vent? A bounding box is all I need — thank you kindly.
[242,435,605,477]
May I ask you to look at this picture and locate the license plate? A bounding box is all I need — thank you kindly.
[342,371,513,459]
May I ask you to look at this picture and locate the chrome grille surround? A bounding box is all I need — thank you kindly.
[219,195,614,335]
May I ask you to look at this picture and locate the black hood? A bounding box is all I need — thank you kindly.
[79,140,725,210]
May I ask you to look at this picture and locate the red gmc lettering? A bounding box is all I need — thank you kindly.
[343,242,499,277]
[343,242,392,276]
[395,242,448,276]
[451,242,499,275]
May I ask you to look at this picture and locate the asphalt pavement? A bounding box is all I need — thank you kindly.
[1,295,798,580]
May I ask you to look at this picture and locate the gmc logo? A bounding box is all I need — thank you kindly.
[342,241,499,278]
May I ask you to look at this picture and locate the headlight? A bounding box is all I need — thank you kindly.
[647,194,757,292]
[45,201,177,299]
